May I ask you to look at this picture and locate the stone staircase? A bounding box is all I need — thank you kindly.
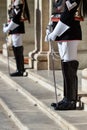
[0,59,63,130]
[0,54,87,130]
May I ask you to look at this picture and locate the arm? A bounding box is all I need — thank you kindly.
[47,0,79,41]
[3,4,23,33]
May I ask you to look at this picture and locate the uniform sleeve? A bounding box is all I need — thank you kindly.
[47,0,80,40]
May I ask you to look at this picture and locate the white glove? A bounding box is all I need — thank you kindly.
[47,21,70,42]
[3,21,19,33]
[45,28,57,42]
[45,21,53,42]
[45,28,51,42]
[47,32,56,42]
[3,26,9,33]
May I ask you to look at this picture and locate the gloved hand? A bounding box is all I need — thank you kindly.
[45,20,70,42]
[3,21,19,33]
[3,26,9,33]
[47,32,56,42]
[45,21,53,42]
[3,23,9,33]
[45,28,51,42]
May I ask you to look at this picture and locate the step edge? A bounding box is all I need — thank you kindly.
[0,98,29,130]
[0,71,79,130]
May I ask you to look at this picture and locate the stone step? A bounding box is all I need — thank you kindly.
[0,54,85,99]
[27,69,87,98]
[81,97,87,111]
[0,55,87,130]
[0,71,63,130]
[0,103,19,130]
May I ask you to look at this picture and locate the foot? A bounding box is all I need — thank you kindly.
[10,71,23,77]
[51,97,67,107]
[54,100,76,110]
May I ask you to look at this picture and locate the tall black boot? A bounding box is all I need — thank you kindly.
[10,46,26,76]
[55,60,79,110]
[61,60,67,98]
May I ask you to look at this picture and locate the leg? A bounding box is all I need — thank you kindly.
[10,34,26,76]
[55,41,79,110]
[56,60,79,110]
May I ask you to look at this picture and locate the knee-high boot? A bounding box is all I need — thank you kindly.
[10,46,25,76]
[55,60,79,110]
[51,60,69,107]
[61,60,66,98]
[63,60,79,102]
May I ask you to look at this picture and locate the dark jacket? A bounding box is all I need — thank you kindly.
[9,4,25,34]
[53,0,82,41]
